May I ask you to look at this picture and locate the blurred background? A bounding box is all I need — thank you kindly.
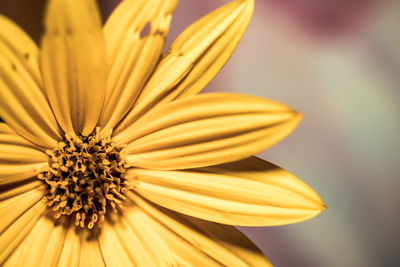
[1,0,399,266]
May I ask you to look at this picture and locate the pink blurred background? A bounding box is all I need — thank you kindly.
[1,0,399,266]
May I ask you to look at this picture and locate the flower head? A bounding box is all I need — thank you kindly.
[0,0,325,265]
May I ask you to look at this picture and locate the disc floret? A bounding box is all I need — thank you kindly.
[38,128,128,229]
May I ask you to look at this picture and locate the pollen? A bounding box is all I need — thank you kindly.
[38,128,129,229]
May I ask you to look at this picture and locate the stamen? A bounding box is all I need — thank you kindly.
[38,128,128,229]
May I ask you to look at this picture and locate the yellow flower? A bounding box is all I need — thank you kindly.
[0,0,325,266]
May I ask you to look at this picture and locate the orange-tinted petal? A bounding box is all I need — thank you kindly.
[129,157,325,226]
[41,0,107,135]
[99,0,178,132]
[129,192,272,266]
[115,0,254,133]
[116,93,301,169]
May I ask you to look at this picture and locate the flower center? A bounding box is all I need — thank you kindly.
[38,128,128,229]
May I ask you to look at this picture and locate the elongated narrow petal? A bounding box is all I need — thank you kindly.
[41,0,107,135]
[129,192,272,266]
[57,221,81,267]
[14,217,66,267]
[0,123,48,185]
[0,15,42,92]
[99,0,178,131]
[98,221,138,267]
[0,201,46,265]
[0,180,42,201]
[115,0,254,133]
[101,205,175,266]
[129,156,325,226]
[0,187,45,235]
[115,93,301,169]
[79,230,106,267]
[0,17,62,148]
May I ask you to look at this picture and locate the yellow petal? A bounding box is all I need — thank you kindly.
[108,210,174,267]
[124,205,176,266]
[79,230,106,267]
[0,200,46,265]
[0,15,42,93]
[129,156,325,226]
[102,206,175,266]
[0,123,48,185]
[115,0,254,133]
[0,180,42,201]
[98,221,137,267]
[129,192,272,266]
[41,0,107,135]
[57,221,81,267]
[99,0,178,131]
[115,93,301,169]
[0,186,45,235]
[2,238,24,267]
[0,17,62,148]
[14,217,66,267]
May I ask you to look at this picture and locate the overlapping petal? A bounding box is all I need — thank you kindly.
[115,93,301,169]
[13,216,66,266]
[115,0,254,133]
[99,0,178,131]
[0,123,48,185]
[57,222,81,267]
[129,157,325,226]
[129,192,272,266]
[0,16,62,148]
[79,230,106,267]
[0,198,46,265]
[99,205,175,266]
[41,0,107,135]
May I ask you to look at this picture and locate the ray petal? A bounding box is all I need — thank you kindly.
[0,123,48,185]
[99,0,178,131]
[128,192,272,266]
[98,221,137,267]
[79,230,106,267]
[14,217,66,267]
[115,93,301,169]
[0,200,46,265]
[0,16,62,148]
[129,157,325,226]
[0,186,45,235]
[117,205,176,266]
[41,0,107,135]
[0,180,43,201]
[57,222,81,267]
[115,0,254,133]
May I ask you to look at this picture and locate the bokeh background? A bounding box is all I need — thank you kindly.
[1,0,399,266]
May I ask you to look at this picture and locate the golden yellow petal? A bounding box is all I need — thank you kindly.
[0,123,48,185]
[98,221,137,267]
[115,0,254,133]
[0,186,45,234]
[99,0,178,131]
[129,156,325,226]
[128,192,272,266]
[0,17,62,148]
[115,93,301,169]
[0,163,46,185]
[57,221,81,267]
[41,0,107,135]
[0,201,46,265]
[14,217,66,266]
[2,236,24,267]
[0,180,42,201]
[0,15,42,93]
[102,206,175,266]
[79,230,105,267]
